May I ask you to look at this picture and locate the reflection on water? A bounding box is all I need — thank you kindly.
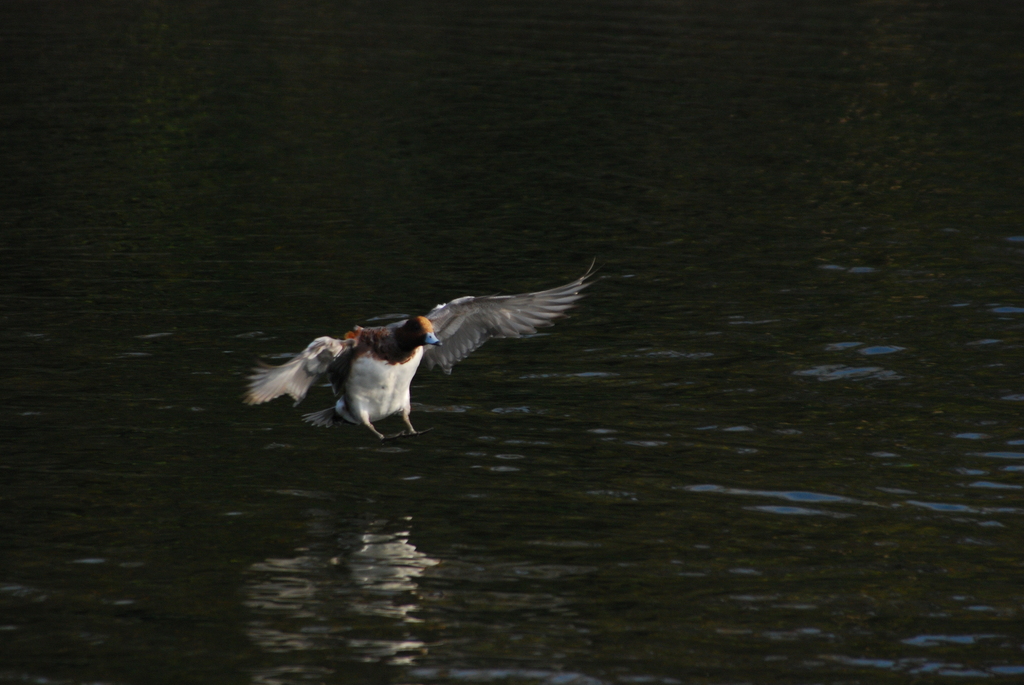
[245,515,437,666]
[345,528,440,621]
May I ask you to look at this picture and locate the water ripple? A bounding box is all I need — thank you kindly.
[823,654,999,677]
[683,484,859,504]
[410,668,603,685]
[902,634,1002,647]
[906,500,976,513]
[825,342,862,350]
[907,500,1022,515]
[966,481,1022,490]
[858,346,905,355]
[745,505,853,518]
[793,365,899,381]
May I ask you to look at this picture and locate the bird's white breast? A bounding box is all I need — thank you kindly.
[341,347,423,423]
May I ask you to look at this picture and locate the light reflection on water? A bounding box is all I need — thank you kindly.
[346,530,440,621]
[245,516,437,664]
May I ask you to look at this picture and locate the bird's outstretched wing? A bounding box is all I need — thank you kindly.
[244,336,354,406]
[421,265,595,374]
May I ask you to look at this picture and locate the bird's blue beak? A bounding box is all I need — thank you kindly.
[424,331,441,346]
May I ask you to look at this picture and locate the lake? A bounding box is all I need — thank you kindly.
[2,0,1024,683]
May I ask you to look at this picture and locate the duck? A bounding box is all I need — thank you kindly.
[244,265,595,440]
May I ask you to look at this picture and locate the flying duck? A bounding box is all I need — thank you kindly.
[244,266,594,440]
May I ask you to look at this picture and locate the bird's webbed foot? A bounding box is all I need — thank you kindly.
[380,427,434,442]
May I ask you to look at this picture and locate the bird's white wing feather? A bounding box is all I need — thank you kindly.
[244,336,354,406]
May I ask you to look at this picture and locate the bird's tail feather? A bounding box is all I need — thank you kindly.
[302,406,343,427]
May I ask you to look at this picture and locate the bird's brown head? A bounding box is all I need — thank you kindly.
[395,316,441,350]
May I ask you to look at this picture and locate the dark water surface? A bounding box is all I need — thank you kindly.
[3,0,1024,683]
